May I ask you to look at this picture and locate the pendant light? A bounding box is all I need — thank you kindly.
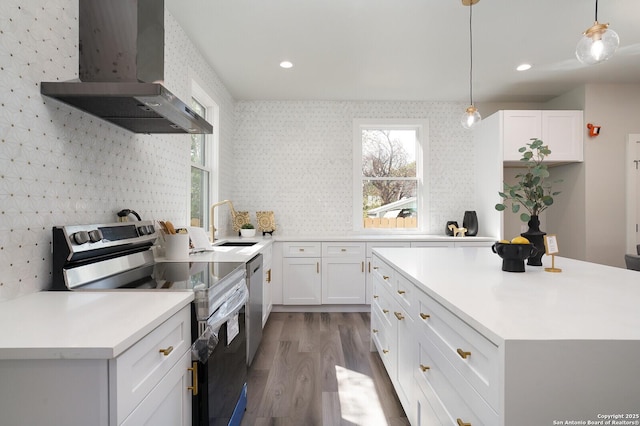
[576,0,619,65]
[461,0,481,130]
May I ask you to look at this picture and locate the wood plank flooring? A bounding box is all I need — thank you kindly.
[241,312,409,426]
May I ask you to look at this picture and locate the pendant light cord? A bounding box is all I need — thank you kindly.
[594,0,599,21]
[468,1,474,106]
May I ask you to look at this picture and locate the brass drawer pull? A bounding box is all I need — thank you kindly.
[394,311,405,320]
[383,275,390,280]
[457,419,471,426]
[382,349,389,354]
[420,313,431,320]
[159,346,174,356]
[382,309,389,314]
[267,269,272,283]
[362,261,364,273]
[373,266,379,270]
[341,248,347,252]
[457,348,472,359]
[188,362,198,396]
[299,248,305,251]
[373,295,379,299]
[372,328,378,333]
[420,364,430,372]
[397,290,406,295]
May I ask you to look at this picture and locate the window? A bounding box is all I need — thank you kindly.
[353,119,429,232]
[190,82,219,231]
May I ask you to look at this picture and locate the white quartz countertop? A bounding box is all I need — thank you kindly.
[273,234,495,242]
[155,236,273,263]
[0,291,193,360]
[374,247,640,344]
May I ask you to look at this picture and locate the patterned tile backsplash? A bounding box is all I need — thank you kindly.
[232,101,476,236]
[1,1,476,301]
[0,0,235,300]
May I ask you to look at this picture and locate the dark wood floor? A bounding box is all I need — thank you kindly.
[241,312,409,426]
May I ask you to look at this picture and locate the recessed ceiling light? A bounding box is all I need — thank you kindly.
[516,63,532,71]
[279,61,293,69]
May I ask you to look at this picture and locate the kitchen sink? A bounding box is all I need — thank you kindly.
[216,241,258,247]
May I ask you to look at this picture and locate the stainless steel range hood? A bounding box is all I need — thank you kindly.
[40,0,213,134]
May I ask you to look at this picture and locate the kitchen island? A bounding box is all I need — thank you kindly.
[371,246,640,426]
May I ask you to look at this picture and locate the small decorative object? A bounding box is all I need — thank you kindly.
[232,211,251,232]
[445,221,459,236]
[587,123,601,137]
[543,235,562,273]
[256,211,276,236]
[448,224,467,237]
[462,211,478,236]
[492,240,538,273]
[495,139,561,266]
[240,223,256,238]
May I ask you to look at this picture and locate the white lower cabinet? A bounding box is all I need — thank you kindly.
[262,244,273,326]
[322,242,366,304]
[121,350,192,426]
[372,254,499,426]
[283,256,321,304]
[0,305,194,426]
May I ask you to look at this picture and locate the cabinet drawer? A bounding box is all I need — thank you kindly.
[371,255,394,293]
[322,242,365,257]
[282,242,321,257]
[371,282,394,330]
[365,241,410,258]
[415,289,499,408]
[395,273,415,316]
[416,335,499,426]
[110,306,191,424]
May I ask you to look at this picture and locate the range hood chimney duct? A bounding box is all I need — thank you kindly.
[40,0,213,135]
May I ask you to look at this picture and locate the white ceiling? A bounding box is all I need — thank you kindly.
[165,0,640,103]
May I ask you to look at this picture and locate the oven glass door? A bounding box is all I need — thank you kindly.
[194,307,247,426]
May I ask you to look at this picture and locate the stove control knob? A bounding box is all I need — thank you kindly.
[147,225,156,234]
[71,231,90,245]
[138,225,149,236]
[88,229,103,243]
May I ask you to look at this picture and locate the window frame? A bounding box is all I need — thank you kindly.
[189,80,220,233]
[352,118,429,233]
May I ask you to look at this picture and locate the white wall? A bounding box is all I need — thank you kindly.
[0,0,235,300]
[231,101,479,236]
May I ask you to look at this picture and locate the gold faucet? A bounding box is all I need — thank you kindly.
[210,200,238,241]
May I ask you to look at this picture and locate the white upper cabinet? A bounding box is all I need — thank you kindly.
[501,110,583,164]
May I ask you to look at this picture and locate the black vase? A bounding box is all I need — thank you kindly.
[462,211,478,236]
[521,215,546,266]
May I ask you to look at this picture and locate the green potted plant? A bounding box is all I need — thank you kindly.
[495,138,561,266]
[240,222,256,238]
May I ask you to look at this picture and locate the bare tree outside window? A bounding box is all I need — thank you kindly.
[361,129,418,228]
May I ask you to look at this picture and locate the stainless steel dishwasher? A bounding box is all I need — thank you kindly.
[246,253,263,365]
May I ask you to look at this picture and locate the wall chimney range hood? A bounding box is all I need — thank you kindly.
[40,0,213,135]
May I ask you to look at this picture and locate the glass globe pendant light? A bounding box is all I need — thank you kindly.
[461,0,481,130]
[576,0,619,65]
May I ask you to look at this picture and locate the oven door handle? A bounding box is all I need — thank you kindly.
[191,283,249,363]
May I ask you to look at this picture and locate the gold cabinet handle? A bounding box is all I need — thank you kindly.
[159,346,174,356]
[373,295,379,299]
[372,328,378,333]
[397,290,406,295]
[457,348,472,359]
[382,349,389,354]
[299,248,305,252]
[188,361,198,396]
[317,262,319,273]
[362,261,364,273]
[457,419,471,426]
[373,266,379,270]
[341,248,347,252]
[420,313,431,320]
[383,275,390,280]
[382,309,389,314]
[420,364,430,372]
[368,261,371,273]
[394,311,405,320]
[267,269,272,283]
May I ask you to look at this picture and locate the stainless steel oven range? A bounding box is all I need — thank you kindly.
[51,221,249,426]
